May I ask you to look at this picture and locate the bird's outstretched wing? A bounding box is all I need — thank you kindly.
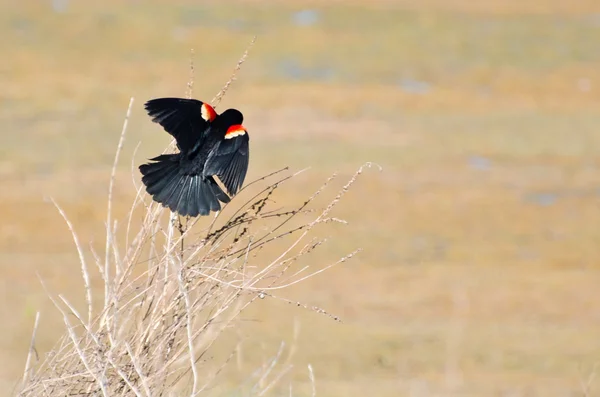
[144,98,217,154]
[203,132,249,196]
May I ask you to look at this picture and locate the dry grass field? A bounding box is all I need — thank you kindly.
[2,0,600,395]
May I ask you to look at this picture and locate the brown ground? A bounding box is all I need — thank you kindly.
[2,0,600,395]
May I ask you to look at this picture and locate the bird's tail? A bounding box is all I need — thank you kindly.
[139,154,230,217]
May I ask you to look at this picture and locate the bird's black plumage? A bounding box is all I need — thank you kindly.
[139,97,250,217]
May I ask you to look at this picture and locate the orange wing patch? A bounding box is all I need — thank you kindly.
[224,124,246,139]
[201,103,217,122]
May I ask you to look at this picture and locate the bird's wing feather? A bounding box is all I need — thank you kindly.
[203,133,249,196]
[144,97,216,153]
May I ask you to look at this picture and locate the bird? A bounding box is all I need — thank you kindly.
[139,97,250,217]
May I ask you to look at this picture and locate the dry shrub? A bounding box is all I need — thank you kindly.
[17,43,376,397]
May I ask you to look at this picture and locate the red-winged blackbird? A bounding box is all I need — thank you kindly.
[139,97,249,217]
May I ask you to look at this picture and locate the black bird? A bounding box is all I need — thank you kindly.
[139,97,250,217]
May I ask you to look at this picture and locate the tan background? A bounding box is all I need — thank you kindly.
[2,0,600,395]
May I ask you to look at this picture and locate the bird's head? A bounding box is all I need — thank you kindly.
[220,108,247,140]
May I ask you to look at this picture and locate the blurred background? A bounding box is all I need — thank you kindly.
[2,0,600,395]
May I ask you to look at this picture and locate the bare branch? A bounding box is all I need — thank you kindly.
[211,36,256,108]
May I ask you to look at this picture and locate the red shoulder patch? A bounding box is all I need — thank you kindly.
[201,103,217,122]
[224,124,246,139]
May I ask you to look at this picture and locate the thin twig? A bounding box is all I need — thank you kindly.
[37,275,110,397]
[186,48,195,100]
[211,35,256,108]
[21,312,40,387]
[125,343,152,397]
[176,259,199,394]
[308,364,316,397]
[48,198,93,329]
[106,97,135,307]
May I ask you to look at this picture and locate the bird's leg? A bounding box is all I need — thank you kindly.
[177,215,185,235]
[177,215,186,261]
